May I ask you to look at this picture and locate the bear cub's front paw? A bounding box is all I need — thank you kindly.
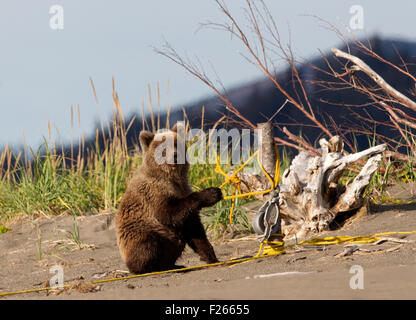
[198,187,223,207]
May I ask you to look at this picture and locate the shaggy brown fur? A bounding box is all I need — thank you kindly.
[116,124,222,274]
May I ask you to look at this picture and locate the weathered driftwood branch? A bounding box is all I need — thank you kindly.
[239,131,386,240]
[331,48,416,111]
[278,136,386,240]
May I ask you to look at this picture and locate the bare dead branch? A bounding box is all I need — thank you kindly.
[332,48,416,112]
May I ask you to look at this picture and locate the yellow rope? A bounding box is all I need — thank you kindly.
[298,235,380,246]
[215,145,280,224]
[373,230,416,237]
[0,250,282,297]
[256,230,416,256]
[375,196,416,205]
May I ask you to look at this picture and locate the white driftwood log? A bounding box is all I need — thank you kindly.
[279,136,386,240]
[239,134,386,240]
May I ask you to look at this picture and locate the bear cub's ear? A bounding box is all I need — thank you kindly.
[139,130,154,153]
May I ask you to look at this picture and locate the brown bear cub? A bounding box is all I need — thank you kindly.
[116,124,222,274]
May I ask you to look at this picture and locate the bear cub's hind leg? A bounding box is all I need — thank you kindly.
[183,214,218,263]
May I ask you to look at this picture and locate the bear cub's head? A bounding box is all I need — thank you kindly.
[139,123,189,177]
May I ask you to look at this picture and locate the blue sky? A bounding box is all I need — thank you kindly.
[1,0,415,148]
